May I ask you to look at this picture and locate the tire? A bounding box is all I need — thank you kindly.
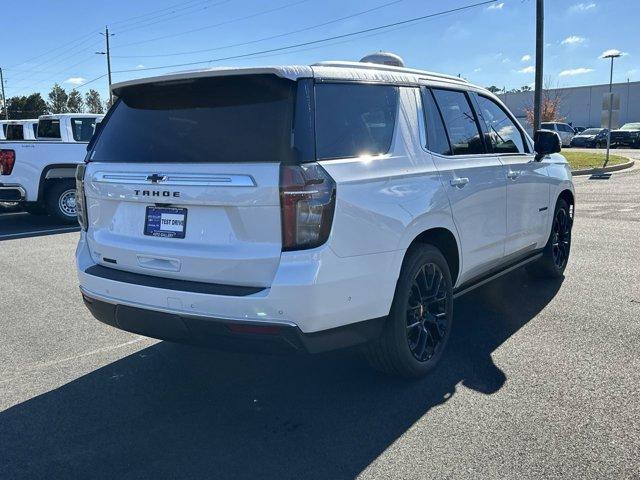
[45,180,79,224]
[527,198,572,279]
[364,244,454,378]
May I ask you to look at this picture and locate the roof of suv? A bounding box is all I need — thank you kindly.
[111,61,480,96]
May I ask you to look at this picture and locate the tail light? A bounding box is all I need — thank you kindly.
[280,163,336,251]
[75,164,88,231]
[0,150,15,175]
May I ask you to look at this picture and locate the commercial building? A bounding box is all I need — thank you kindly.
[499,80,640,130]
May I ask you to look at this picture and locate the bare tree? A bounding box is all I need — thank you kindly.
[524,77,567,126]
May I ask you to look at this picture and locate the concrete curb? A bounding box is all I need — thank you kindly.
[572,159,635,176]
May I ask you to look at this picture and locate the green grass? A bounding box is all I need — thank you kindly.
[562,151,628,170]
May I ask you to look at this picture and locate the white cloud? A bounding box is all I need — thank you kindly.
[521,54,531,62]
[559,67,594,76]
[487,2,504,10]
[561,35,586,45]
[518,66,535,74]
[473,67,482,73]
[136,64,145,69]
[64,77,86,86]
[600,49,628,58]
[570,2,596,12]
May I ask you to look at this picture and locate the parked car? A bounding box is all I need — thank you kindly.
[75,60,574,378]
[609,122,640,148]
[572,126,586,134]
[2,119,38,141]
[541,122,575,147]
[0,113,104,221]
[569,128,609,148]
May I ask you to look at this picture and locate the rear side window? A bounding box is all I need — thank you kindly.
[541,122,555,130]
[38,119,61,139]
[475,95,526,154]
[6,124,24,140]
[315,83,398,160]
[71,118,97,142]
[432,89,485,155]
[1,124,6,135]
[421,88,451,155]
[91,75,299,163]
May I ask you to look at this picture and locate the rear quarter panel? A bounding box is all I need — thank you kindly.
[0,141,88,201]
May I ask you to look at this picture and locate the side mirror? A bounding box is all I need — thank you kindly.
[534,129,561,161]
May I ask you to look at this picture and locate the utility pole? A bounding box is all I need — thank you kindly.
[97,26,114,106]
[0,67,8,120]
[532,0,544,132]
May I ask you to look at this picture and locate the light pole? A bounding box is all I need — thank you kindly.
[601,50,621,168]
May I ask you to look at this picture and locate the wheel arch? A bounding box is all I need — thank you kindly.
[558,188,575,217]
[406,227,460,286]
[37,163,79,203]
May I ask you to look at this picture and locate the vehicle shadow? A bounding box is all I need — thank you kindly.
[0,269,563,480]
[0,211,78,241]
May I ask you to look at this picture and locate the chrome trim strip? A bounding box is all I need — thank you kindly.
[79,285,298,327]
[0,185,26,199]
[92,172,256,187]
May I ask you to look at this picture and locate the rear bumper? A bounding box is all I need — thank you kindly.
[76,232,400,335]
[0,185,26,202]
[81,289,386,354]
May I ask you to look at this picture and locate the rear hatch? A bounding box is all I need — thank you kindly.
[83,74,312,288]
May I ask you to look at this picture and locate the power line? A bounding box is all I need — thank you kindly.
[113,0,498,75]
[112,0,403,59]
[109,0,216,27]
[114,0,232,35]
[113,0,313,49]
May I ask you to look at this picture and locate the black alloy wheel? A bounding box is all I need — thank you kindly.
[406,263,449,362]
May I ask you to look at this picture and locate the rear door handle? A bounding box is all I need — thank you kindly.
[506,170,520,180]
[449,177,469,188]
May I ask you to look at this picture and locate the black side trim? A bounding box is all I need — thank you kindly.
[453,250,543,299]
[81,292,386,354]
[84,264,265,297]
[539,206,548,212]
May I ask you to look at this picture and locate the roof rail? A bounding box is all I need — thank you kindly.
[312,61,469,84]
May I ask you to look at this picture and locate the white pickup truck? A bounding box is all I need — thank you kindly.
[2,119,39,141]
[0,113,103,222]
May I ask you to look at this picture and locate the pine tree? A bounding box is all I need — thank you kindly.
[47,84,69,113]
[84,89,105,114]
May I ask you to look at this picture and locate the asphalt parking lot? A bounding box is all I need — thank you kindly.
[1,164,639,479]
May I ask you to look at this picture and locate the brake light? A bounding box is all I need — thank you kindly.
[0,150,15,175]
[280,163,336,251]
[75,164,88,231]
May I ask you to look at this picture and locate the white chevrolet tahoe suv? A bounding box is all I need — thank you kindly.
[76,61,574,378]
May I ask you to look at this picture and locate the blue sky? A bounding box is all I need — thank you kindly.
[1,0,638,102]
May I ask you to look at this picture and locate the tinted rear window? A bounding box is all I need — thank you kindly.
[72,117,98,142]
[315,83,398,160]
[432,89,485,156]
[91,75,299,163]
[6,124,24,140]
[38,119,61,139]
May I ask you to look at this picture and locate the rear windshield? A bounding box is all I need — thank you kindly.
[582,129,602,135]
[6,124,24,140]
[72,117,98,142]
[90,75,300,163]
[38,119,61,139]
